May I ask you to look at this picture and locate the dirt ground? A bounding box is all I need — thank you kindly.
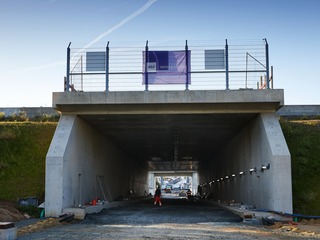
[1,199,320,239]
[0,200,25,222]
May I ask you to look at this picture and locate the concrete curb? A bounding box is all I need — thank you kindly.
[205,200,292,223]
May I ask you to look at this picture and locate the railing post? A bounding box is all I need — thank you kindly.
[264,38,270,89]
[105,41,110,92]
[66,42,71,92]
[225,39,229,90]
[145,40,149,91]
[185,40,189,90]
[271,65,273,89]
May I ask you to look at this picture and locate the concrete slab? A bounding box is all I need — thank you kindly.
[52,89,284,114]
[217,203,292,223]
[63,201,130,220]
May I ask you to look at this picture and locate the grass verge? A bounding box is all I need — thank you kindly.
[0,122,57,202]
[280,119,320,215]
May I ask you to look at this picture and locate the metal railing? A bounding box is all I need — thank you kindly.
[65,39,271,92]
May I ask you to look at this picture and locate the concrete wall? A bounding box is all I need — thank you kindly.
[45,115,148,217]
[200,113,292,213]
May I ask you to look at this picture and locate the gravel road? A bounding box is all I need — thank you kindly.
[17,197,320,239]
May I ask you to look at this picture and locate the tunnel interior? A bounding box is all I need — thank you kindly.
[79,113,258,173]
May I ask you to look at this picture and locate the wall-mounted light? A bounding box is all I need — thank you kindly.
[217,179,220,182]
[225,176,229,179]
[261,164,270,172]
[249,167,257,174]
[220,177,224,181]
[232,174,236,177]
[239,171,244,176]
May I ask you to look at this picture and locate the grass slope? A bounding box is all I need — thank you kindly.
[0,120,319,215]
[0,122,57,202]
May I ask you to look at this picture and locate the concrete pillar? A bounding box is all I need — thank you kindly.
[148,173,155,194]
[192,172,199,194]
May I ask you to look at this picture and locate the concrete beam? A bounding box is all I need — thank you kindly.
[52,90,284,114]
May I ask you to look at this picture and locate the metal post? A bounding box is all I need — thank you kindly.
[145,41,149,91]
[66,42,71,92]
[264,38,270,89]
[185,40,189,90]
[225,39,229,90]
[106,41,110,92]
[271,65,273,89]
[80,55,83,91]
[245,52,248,88]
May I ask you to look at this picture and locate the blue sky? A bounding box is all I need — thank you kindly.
[0,0,319,106]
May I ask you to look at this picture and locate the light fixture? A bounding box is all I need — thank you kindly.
[232,174,236,177]
[220,177,224,181]
[239,171,244,175]
[249,167,257,174]
[261,164,270,172]
[217,179,220,182]
[225,176,229,179]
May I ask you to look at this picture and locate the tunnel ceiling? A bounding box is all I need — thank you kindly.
[79,113,258,171]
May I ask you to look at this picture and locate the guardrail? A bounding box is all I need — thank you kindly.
[65,39,272,92]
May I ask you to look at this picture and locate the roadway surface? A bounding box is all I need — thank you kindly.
[18,196,317,239]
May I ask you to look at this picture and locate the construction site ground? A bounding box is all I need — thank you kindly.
[1,197,320,239]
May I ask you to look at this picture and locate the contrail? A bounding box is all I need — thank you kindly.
[73,0,157,57]
[24,60,65,71]
[24,0,157,71]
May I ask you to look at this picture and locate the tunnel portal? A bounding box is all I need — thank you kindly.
[45,90,292,218]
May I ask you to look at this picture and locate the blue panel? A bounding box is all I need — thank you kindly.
[86,52,105,71]
[205,49,225,70]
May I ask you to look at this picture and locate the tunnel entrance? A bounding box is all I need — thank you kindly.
[79,113,258,170]
[150,174,196,197]
[46,90,292,217]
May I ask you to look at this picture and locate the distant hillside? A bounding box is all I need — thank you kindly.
[0,119,319,215]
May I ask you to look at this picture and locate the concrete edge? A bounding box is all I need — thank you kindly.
[215,202,293,223]
[62,200,134,220]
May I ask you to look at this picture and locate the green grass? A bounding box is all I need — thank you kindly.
[0,120,319,216]
[0,122,57,202]
[280,119,320,215]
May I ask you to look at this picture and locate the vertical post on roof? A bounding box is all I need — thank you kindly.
[145,40,149,91]
[271,65,274,89]
[225,39,229,90]
[80,55,83,91]
[245,52,248,88]
[185,40,189,90]
[66,42,71,92]
[105,41,110,92]
[264,38,270,89]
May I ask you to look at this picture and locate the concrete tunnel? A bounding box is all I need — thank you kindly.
[45,89,292,218]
